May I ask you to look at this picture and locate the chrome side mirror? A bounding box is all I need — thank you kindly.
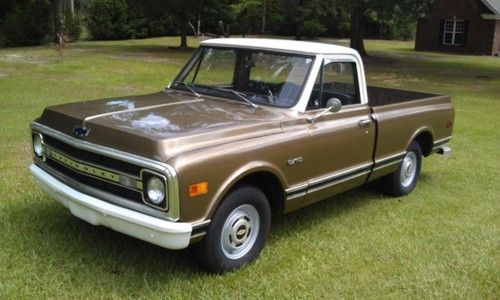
[325,98,342,113]
[307,98,342,123]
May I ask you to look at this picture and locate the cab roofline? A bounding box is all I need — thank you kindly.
[200,38,360,56]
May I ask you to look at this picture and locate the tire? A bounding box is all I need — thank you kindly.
[196,184,271,273]
[383,141,422,196]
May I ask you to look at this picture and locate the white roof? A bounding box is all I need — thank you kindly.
[201,38,359,56]
[483,0,500,14]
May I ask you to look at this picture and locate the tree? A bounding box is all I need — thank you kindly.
[230,0,262,37]
[0,0,52,47]
[332,0,435,56]
[52,0,64,44]
[168,0,204,48]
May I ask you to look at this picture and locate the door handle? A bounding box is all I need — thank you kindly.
[358,119,373,127]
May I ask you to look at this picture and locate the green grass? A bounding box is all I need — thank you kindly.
[1,37,499,299]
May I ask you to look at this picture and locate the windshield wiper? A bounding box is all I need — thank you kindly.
[175,81,200,97]
[213,87,258,109]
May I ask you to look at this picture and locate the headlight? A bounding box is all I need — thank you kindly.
[33,133,44,158]
[146,176,166,205]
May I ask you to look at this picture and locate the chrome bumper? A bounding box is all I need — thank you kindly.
[30,164,192,249]
[436,144,452,158]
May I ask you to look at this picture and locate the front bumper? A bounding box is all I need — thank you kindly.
[30,164,192,249]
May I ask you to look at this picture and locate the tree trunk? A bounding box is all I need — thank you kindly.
[53,0,64,44]
[179,14,188,48]
[261,0,266,35]
[350,4,367,57]
[69,0,75,16]
[294,0,303,40]
[295,20,302,40]
[180,27,187,48]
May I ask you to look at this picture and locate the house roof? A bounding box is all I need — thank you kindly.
[200,38,359,56]
[482,0,500,15]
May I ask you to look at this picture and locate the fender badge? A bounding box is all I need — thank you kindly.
[73,125,91,137]
[287,156,303,166]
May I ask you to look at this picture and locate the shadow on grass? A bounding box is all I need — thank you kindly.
[8,181,390,281]
[270,181,385,240]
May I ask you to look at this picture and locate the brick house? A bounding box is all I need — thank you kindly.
[415,0,500,55]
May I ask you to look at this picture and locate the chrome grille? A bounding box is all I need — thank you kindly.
[31,122,179,220]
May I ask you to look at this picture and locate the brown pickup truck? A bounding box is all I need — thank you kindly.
[30,38,454,272]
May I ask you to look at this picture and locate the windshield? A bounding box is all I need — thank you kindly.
[172,46,314,108]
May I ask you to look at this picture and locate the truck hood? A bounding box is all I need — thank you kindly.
[37,90,285,161]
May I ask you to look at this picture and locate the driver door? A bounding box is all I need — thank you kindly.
[302,59,375,206]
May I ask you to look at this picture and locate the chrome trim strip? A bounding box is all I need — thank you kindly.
[308,170,370,194]
[31,122,181,221]
[372,159,403,171]
[309,163,373,187]
[190,232,207,240]
[374,152,406,165]
[285,164,372,201]
[192,219,211,229]
[286,191,307,201]
[285,183,308,195]
[433,136,452,148]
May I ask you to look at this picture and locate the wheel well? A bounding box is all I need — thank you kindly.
[236,172,285,215]
[414,131,433,157]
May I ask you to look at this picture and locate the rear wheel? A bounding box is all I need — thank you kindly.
[196,185,271,272]
[383,141,422,196]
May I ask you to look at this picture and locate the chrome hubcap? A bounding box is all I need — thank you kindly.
[221,204,260,260]
[400,151,417,187]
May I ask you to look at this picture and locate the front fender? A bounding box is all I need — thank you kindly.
[206,161,288,218]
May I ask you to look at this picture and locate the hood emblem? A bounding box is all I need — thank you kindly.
[73,125,91,137]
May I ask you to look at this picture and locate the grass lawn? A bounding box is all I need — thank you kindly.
[0,37,499,298]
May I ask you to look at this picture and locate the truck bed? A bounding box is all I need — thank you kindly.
[367,86,440,106]
[367,86,454,181]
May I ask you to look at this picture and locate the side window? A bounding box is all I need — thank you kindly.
[307,61,360,110]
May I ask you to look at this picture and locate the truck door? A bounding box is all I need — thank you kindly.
[302,59,376,206]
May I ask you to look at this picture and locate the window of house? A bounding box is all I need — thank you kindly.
[443,17,466,46]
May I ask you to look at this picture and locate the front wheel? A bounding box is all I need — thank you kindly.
[383,141,422,196]
[196,185,271,272]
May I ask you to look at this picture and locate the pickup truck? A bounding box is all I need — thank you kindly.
[30,38,454,272]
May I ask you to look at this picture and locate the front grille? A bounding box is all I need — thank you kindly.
[41,136,146,206]
[44,135,142,176]
[46,158,143,203]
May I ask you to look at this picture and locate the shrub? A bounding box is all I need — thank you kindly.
[64,11,82,42]
[303,19,326,39]
[1,0,52,47]
[84,0,130,40]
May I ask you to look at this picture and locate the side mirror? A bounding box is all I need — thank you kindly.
[307,98,342,123]
[325,98,342,113]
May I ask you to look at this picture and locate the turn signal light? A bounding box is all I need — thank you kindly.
[189,182,208,197]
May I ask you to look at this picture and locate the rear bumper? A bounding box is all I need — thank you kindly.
[436,145,452,158]
[30,164,192,249]
[434,144,452,158]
